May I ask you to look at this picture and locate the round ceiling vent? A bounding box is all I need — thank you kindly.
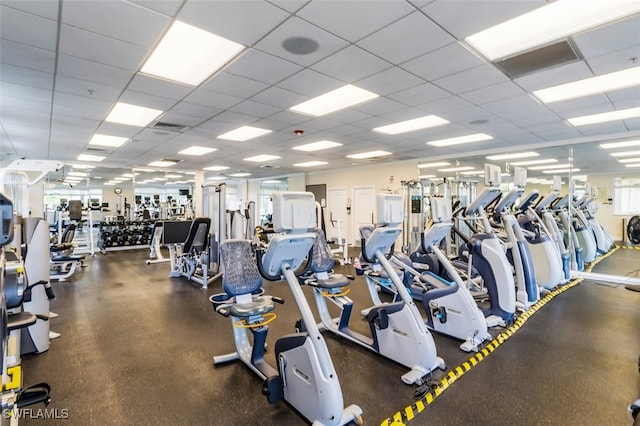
[282,37,319,55]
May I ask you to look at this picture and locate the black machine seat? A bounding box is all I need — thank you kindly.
[182,217,211,255]
[51,254,85,262]
[7,311,37,332]
[309,229,350,288]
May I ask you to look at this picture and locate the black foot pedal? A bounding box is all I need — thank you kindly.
[262,376,283,404]
[16,383,51,408]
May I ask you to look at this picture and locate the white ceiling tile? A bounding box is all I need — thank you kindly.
[157,111,205,128]
[128,74,194,101]
[166,102,223,123]
[225,49,303,85]
[59,24,149,71]
[1,95,51,117]
[311,45,392,83]
[201,72,269,99]
[208,110,261,126]
[53,92,113,120]
[253,17,349,67]
[514,61,593,91]
[119,90,177,111]
[545,94,612,115]
[126,0,182,17]
[574,15,640,60]
[572,122,629,136]
[482,94,544,115]
[356,67,424,96]
[267,110,314,126]
[415,95,473,115]
[459,81,526,105]
[387,83,451,107]
[62,1,169,48]
[55,75,122,102]
[183,88,243,110]
[585,46,640,75]
[324,109,373,125]
[0,1,58,20]
[266,1,310,14]
[433,64,509,95]
[422,0,540,39]
[353,98,411,117]
[0,39,56,73]
[250,86,307,109]
[297,1,414,42]
[1,81,52,103]
[357,11,455,64]
[178,1,289,46]
[0,5,57,51]
[230,100,281,118]
[608,87,640,107]
[0,64,53,90]
[56,54,135,87]
[401,42,484,81]
[277,69,341,96]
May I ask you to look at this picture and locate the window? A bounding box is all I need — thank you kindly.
[614,176,640,215]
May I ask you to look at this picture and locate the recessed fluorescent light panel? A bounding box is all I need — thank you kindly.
[465,0,640,61]
[294,161,328,167]
[486,151,538,161]
[600,139,640,149]
[373,115,449,135]
[77,154,105,162]
[140,21,244,86]
[624,164,640,168]
[542,168,580,174]
[105,102,163,127]
[568,107,640,126]
[346,150,392,160]
[148,160,177,167]
[69,164,95,169]
[418,162,450,169]
[510,158,558,166]
[534,67,640,103]
[459,170,483,175]
[611,150,640,157]
[178,146,217,155]
[244,154,280,162]
[617,157,640,163]
[217,125,272,141]
[290,84,379,117]
[89,134,129,147]
[427,133,493,147]
[292,140,342,152]
[228,172,251,177]
[67,171,88,177]
[438,166,476,172]
[528,163,570,170]
[203,165,230,171]
[207,176,226,181]
[418,174,436,179]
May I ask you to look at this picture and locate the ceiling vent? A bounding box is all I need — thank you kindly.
[85,147,111,153]
[151,121,190,132]
[494,39,583,79]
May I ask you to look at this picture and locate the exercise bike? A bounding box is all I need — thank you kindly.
[211,191,362,426]
[306,193,445,385]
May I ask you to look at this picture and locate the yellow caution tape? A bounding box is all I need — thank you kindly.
[380,246,619,426]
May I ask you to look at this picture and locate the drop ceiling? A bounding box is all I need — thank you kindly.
[1,0,639,185]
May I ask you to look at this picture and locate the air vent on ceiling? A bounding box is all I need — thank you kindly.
[260,164,281,169]
[151,121,189,132]
[494,39,582,79]
[85,147,110,153]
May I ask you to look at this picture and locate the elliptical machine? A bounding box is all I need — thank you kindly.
[306,193,446,385]
[211,192,362,426]
[394,197,492,352]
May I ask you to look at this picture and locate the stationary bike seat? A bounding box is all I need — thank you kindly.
[230,296,275,317]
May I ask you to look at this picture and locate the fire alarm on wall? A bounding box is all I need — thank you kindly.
[294,129,304,136]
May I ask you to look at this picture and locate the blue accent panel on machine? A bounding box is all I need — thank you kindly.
[575,247,584,271]
[517,240,538,303]
[469,234,512,322]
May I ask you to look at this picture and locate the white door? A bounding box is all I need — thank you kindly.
[352,186,375,246]
[326,187,347,243]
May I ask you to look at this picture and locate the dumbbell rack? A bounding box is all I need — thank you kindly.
[98,219,155,253]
